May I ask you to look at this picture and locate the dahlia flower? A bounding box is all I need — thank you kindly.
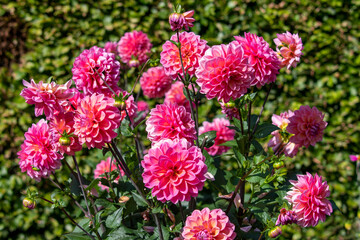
[287,106,327,148]
[49,111,82,156]
[94,157,124,190]
[182,208,236,240]
[146,103,196,144]
[104,41,118,55]
[73,93,121,149]
[350,155,360,162]
[182,10,195,30]
[199,118,235,156]
[276,208,297,226]
[18,119,63,181]
[169,13,185,31]
[72,46,121,96]
[140,66,172,98]
[117,31,152,67]
[160,31,208,80]
[274,32,303,69]
[234,32,280,88]
[142,138,207,203]
[196,42,254,103]
[284,173,333,227]
[164,81,191,112]
[20,79,74,119]
[268,110,301,158]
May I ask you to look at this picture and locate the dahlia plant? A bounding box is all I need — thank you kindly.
[19,5,337,240]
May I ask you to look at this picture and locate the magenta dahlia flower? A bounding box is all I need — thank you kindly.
[287,106,327,148]
[73,93,121,149]
[18,119,63,181]
[276,208,297,226]
[285,173,333,227]
[94,157,124,190]
[274,32,303,69]
[182,207,236,240]
[49,112,82,156]
[146,103,196,144]
[117,31,152,67]
[350,155,360,162]
[164,81,191,112]
[104,41,118,55]
[199,118,235,156]
[196,42,254,103]
[268,110,301,158]
[140,66,172,98]
[72,46,121,96]
[160,31,208,80]
[20,79,74,119]
[234,32,280,88]
[142,138,207,203]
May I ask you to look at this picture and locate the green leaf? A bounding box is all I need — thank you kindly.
[85,178,100,191]
[203,150,217,176]
[250,140,264,154]
[108,226,135,240]
[120,118,133,137]
[169,39,179,47]
[218,140,238,147]
[246,175,264,184]
[63,232,93,240]
[105,207,123,229]
[233,149,246,168]
[199,131,217,148]
[131,191,148,207]
[254,123,279,138]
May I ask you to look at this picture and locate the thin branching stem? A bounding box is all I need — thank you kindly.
[178,202,185,225]
[153,213,164,240]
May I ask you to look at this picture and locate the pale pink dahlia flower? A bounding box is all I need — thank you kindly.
[104,41,118,55]
[182,207,236,240]
[94,157,124,190]
[234,32,281,88]
[49,112,82,156]
[142,138,207,203]
[196,42,254,103]
[146,103,196,144]
[199,118,235,156]
[285,173,333,227]
[160,31,208,80]
[276,208,297,226]
[20,79,74,119]
[268,110,301,158]
[73,93,121,149]
[72,46,121,96]
[117,31,152,67]
[164,81,191,112]
[350,155,360,162]
[287,106,327,148]
[18,119,63,181]
[274,32,303,69]
[140,66,172,98]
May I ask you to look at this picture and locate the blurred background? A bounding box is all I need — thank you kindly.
[0,0,359,239]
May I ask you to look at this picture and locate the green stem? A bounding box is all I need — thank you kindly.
[178,202,185,225]
[153,213,164,240]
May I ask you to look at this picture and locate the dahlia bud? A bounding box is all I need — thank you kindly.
[276,208,297,226]
[128,58,140,68]
[118,196,130,203]
[59,136,71,146]
[23,197,36,209]
[224,101,236,108]
[273,161,285,169]
[114,99,126,110]
[169,13,185,31]
[268,226,282,238]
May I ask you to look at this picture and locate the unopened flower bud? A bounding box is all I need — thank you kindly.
[59,136,71,146]
[23,197,36,209]
[114,99,126,110]
[119,196,130,203]
[268,226,282,238]
[224,102,236,108]
[128,58,140,68]
[273,161,285,169]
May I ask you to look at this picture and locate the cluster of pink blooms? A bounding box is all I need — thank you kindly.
[140,66,172,98]
[284,173,333,227]
[268,106,327,158]
[182,207,236,240]
[94,157,124,190]
[199,118,235,156]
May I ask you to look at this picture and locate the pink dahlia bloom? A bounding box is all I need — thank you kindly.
[142,138,207,203]
[268,110,301,158]
[169,13,186,31]
[182,208,236,240]
[234,32,280,88]
[73,93,121,149]
[276,208,297,226]
[117,31,152,67]
[350,155,360,162]
[164,81,191,112]
[94,157,124,190]
[104,41,118,55]
[287,106,327,148]
[284,173,333,227]
[18,119,63,181]
[220,102,240,120]
[20,79,74,119]
[160,31,208,80]
[72,46,121,96]
[49,112,82,156]
[146,103,196,144]
[196,42,254,103]
[274,32,303,69]
[199,118,235,156]
[140,66,172,98]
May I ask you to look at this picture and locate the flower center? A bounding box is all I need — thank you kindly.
[195,230,211,240]
[309,123,320,136]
